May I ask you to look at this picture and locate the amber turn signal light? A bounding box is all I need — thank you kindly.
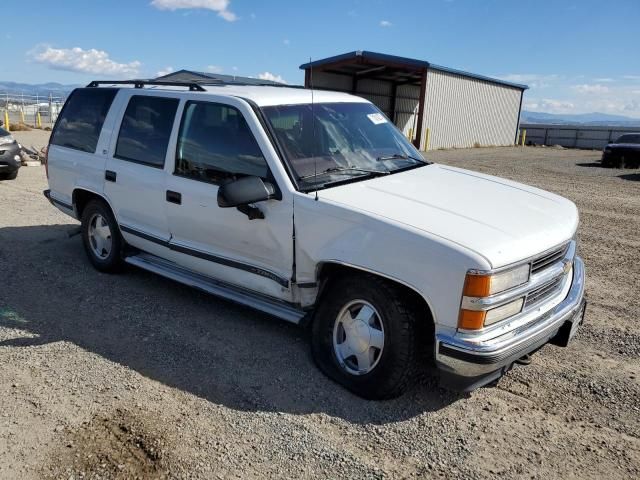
[462,274,491,297]
[458,309,486,330]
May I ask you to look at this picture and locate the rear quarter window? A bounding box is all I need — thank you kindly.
[50,88,117,153]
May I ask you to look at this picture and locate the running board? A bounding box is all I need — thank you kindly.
[124,252,305,324]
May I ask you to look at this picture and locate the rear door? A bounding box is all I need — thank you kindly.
[103,92,180,256]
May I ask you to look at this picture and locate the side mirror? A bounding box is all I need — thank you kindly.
[217,176,276,208]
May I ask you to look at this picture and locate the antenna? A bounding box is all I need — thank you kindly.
[310,57,318,201]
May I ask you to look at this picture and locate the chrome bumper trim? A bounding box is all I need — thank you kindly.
[436,256,585,378]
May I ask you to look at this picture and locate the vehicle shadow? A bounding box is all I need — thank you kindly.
[619,173,640,181]
[575,162,603,168]
[0,224,464,425]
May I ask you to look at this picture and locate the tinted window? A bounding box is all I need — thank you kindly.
[615,134,640,144]
[175,101,268,184]
[50,88,117,153]
[115,95,179,167]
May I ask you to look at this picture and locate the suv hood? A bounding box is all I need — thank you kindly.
[319,164,578,268]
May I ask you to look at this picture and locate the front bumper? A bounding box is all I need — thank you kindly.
[0,142,21,172]
[435,256,586,391]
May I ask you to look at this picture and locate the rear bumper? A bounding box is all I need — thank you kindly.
[435,256,586,391]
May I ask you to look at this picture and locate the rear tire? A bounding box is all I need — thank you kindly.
[80,199,124,273]
[311,273,419,400]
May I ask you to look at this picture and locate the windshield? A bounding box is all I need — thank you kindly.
[262,102,428,191]
[614,134,640,144]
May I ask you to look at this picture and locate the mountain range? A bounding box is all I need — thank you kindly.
[0,81,79,96]
[520,110,640,126]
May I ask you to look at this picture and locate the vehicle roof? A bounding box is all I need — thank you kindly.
[88,83,370,107]
[202,84,369,106]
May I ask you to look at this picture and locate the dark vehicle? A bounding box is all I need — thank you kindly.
[601,133,640,168]
[0,127,21,180]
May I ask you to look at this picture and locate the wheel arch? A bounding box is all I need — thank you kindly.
[72,188,117,221]
[314,261,436,328]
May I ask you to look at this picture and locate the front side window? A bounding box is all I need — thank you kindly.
[262,102,427,191]
[175,101,268,184]
[51,88,117,153]
[115,95,179,167]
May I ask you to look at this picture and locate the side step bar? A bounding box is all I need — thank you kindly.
[124,253,306,324]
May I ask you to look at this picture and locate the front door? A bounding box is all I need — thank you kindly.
[164,99,294,301]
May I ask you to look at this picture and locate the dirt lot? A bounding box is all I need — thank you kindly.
[1,142,638,479]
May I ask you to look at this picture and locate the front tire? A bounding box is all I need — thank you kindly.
[0,170,18,180]
[311,274,419,400]
[81,199,124,273]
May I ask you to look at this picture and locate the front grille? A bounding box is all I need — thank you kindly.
[524,276,563,308]
[531,244,568,274]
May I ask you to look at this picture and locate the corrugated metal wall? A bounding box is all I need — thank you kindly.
[422,69,522,150]
[311,72,420,138]
[395,84,420,139]
[312,72,352,91]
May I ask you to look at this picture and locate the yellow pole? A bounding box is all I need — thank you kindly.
[20,109,25,125]
[3,111,9,131]
[521,129,527,147]
[424,127,431,151]
[408,128,413,142]
[36,112,42,129]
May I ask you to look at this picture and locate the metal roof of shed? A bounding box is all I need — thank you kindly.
[155,69,285,86]
[300,51,529,90]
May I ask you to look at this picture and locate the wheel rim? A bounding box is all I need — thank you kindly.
[88,213,112,260]
[332,300,385,375]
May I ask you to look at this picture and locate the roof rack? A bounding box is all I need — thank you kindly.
[86,80,211,92]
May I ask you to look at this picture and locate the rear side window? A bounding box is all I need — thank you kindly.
[50,88,117,153]
[175,101,268,184]
[115,95,179,167]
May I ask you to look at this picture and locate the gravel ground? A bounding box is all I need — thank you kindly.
[0,144,638,479]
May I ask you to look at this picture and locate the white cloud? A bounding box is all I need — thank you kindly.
[379,20,393,27]
[572,83,610,94]
[523,98,575,113]
[283,39,290,46]
[622,75,640,80]
[156,66,174,77]
[206,65,223,73]
[257,71,286,84]
[593,78,614,83]
[32,46,141,76]
[150,0,237,21]
[497,73,559,89]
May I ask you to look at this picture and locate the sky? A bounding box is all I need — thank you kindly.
[3,0,640,118]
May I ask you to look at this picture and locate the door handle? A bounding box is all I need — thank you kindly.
[166,190,182,205]
[105,170,117,182]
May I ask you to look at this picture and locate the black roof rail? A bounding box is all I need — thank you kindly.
[86,80,211,92]
[196,80,306,89]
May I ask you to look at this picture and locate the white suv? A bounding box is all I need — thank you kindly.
[44,80,586,399]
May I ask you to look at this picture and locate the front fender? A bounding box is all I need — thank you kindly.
[294,194,488,329]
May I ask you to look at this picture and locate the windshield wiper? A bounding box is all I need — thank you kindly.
[299,166,389,181]
[377,153,428,164]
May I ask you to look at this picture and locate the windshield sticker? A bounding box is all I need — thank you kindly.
[367,113,387,125]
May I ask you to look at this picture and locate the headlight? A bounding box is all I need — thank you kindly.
[462,263,530,297]
[0,135,15,146]
[458,264,530,330]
